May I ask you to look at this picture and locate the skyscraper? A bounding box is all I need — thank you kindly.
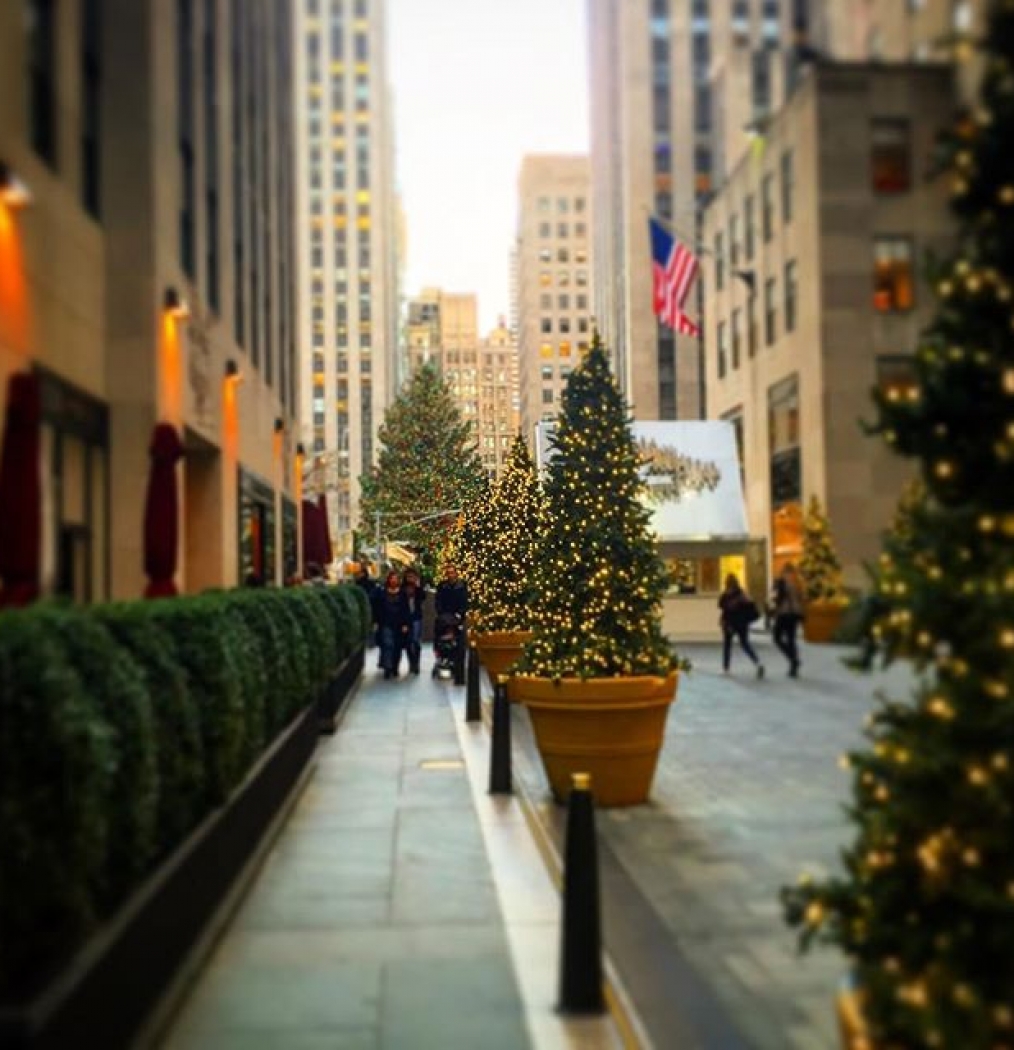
[295,0,398,550]
[514,155,593,444]
[587,0,794,421]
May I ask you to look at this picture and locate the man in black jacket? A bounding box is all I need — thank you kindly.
[434,564,468,683]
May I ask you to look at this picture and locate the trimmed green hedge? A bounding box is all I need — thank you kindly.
[0,584,365,1001]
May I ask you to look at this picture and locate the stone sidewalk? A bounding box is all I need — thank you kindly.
[514,634,915,1050]
[160,653,623,1050]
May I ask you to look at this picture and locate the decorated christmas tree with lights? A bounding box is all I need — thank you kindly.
[462,436,545,633]
[518,335,675,679]
[799,495,845,601]
[359,363,485,560]
[784,5,1014,1043]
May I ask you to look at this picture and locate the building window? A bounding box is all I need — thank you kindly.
[542,388,554,404]
[27,0,57,165]
[717,320,728,379]
[876,355,919,401]
[765,277,777,345]
[177,0,196,277]
[81,0,102,215]
[203,0,220,312]
[747,294,758,357]
[873,237,915,311]
[541,365,554,381]
[784,260,798,332]
[715,232,725,290]
[354,32,368,61]
[744,195,755,261]
[761,173,774,242]
[731,308,742,370]
[541,317,552,334]
[871,119,911,194]
[729,215,739,266]
[781,149,794,223]
[539,222,551,238]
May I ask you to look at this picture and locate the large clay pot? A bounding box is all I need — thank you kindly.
[508,671,678,807]
[803,599,846,643]
[836,983,872,1049]
[472,630,532,686]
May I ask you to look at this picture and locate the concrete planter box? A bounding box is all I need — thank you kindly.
[0,659,363,1050]
[472,630,532,691]
[317,645,365,733]
[803,600,847,643]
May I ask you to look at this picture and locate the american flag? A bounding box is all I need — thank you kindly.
[650,217,700,336]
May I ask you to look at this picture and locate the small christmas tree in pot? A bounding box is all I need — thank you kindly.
[463,436,545,685]
[800,494,849,642]
[510,335,682,807]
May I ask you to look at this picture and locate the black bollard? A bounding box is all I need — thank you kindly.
[465,644,482,722]
[559,772,605,1015]
[453,624,467,686]
[488,675,512,794]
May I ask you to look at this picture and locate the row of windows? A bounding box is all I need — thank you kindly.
[538,340,589,358]
[539,316,591,335]
[540,293,589,311]
[536,196,586,214]
[538,246,588,263]
[716,260,797,378]
[538,221,588,240]
[538,270,589,288]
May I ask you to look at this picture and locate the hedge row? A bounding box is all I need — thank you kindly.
[0,584,370,1001]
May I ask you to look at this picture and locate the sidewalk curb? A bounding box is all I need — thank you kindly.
[481,702,652,1050]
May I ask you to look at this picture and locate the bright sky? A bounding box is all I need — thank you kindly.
[387,0,589,334]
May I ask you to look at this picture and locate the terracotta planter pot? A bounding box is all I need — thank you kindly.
[803,599,846,643]
[836,984,872,1049]
[508,671,678,807]
[472,630,532,687]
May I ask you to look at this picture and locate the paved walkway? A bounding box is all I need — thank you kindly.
[513,634,916,1050]
[162,652,623,1050]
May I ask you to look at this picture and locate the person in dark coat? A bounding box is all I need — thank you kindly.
[770,562,806,677]
[374,570,411,679]
[434,563,468,619]
[718,573,765,678]
[401,567,426,675]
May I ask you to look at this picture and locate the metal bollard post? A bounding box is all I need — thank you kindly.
[488,675,512,794]
[558,772,604,1014]
[453,624,467,686]
[465,644,482,722]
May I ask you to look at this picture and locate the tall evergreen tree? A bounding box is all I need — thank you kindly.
[359,363,486,560]
[462,436,545,633]
[519,335,675,679]
[784,7,1014,1044]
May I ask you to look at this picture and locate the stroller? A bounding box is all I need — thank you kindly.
[432,612,463,680]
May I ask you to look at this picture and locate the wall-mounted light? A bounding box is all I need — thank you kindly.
[164,286,191,320]
[274,417,285,434]
[734,270,757,294]
[296,442,306,458]
[224,358,242,382]
[0,161,33,209]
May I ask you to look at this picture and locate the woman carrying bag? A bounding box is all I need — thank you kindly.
[718,573,765,679]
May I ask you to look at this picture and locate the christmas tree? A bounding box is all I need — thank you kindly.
[518,335,676,679]
[799,494,845,601]
[784,6,1014,1044]
[461,436,545,633]
[359,362,486,560]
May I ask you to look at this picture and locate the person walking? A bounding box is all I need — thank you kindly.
[374,570,410,679]
[401,567,426,675]
[771,562,806,677]
[718,573,765,678]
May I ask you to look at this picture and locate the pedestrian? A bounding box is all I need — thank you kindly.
[718,573,765,678]
[771,562,806,677]
[401,567,426,675]
[374,569,410,679]
[435,563,468,677]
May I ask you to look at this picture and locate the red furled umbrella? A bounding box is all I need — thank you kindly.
[317,492,333,567]
[0,371,42,608]
[301,498,324,569]
[143,423,184,598]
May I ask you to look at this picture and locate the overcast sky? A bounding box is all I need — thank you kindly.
[387,0,589,333]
